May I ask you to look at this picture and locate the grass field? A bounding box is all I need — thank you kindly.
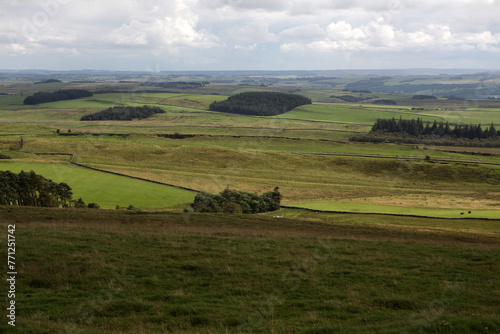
[294,201,499,219]
[274,104,445,125]
[0,161,195,209]
[4,132,498,216]
[0,207,498,333]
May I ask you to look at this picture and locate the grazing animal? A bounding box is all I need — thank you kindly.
[273,215,284,219]
[460,212,464,215]
[468,211,472,214]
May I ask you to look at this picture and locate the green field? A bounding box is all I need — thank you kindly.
[0,161,195,209]
[294,201,499,219]
[274,104,444,125]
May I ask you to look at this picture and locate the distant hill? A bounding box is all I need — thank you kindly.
[209,91,312,116]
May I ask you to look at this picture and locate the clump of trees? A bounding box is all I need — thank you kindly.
[372,99,397,105]
[23,89,93,105]
[412,95,437,100]
[191,187,282,213]
[140,82,206,89]
[81,105,165,121]
[0,170,87,208]
[334,95,366,103]
[350,118,500,147]
[34,79,62,84]
[209,92,312,116]
[370,118,499,139]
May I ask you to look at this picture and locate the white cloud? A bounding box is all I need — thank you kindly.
[281,19,500,53]
[235,43,257,50]
[206,0,289,12]
[228,21,277,43]
[107,20,149,46]
[279,24,325,41]
[0,0,499,69]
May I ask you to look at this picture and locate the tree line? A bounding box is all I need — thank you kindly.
[23,89,93,105]
[191,187,282,214]
[209,92,312,116]
[34,79,62,84]
[81,105,165,121]
[370,117,499,139]
[140,82,206,89]
[0,170,88,208]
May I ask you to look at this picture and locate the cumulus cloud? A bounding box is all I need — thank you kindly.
[228,20,277,43]
[1,0,218,56]
[206,0,289,12]
[281,19,500,53]
[279,24,325,41]
[0,0,499,69]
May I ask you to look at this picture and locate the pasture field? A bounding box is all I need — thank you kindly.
[0,207,498,333]
[5,131,498,217]
[1,86,499,216]
[274,104,445,125]
[294,201,499,219]
[0,160,195,209]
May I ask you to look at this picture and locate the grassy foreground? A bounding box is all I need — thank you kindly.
[1,206,499,333]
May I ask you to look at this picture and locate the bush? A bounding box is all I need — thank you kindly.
[74,198,86,208]
[87,203,100,209]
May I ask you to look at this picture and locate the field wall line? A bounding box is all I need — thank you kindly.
[281,206,500,221]
[27,152,199,193]
[293,151,500,166]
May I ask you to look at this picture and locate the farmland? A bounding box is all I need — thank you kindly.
[0,71,499,333]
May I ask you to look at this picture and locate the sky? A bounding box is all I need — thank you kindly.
[1,0,499,71]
